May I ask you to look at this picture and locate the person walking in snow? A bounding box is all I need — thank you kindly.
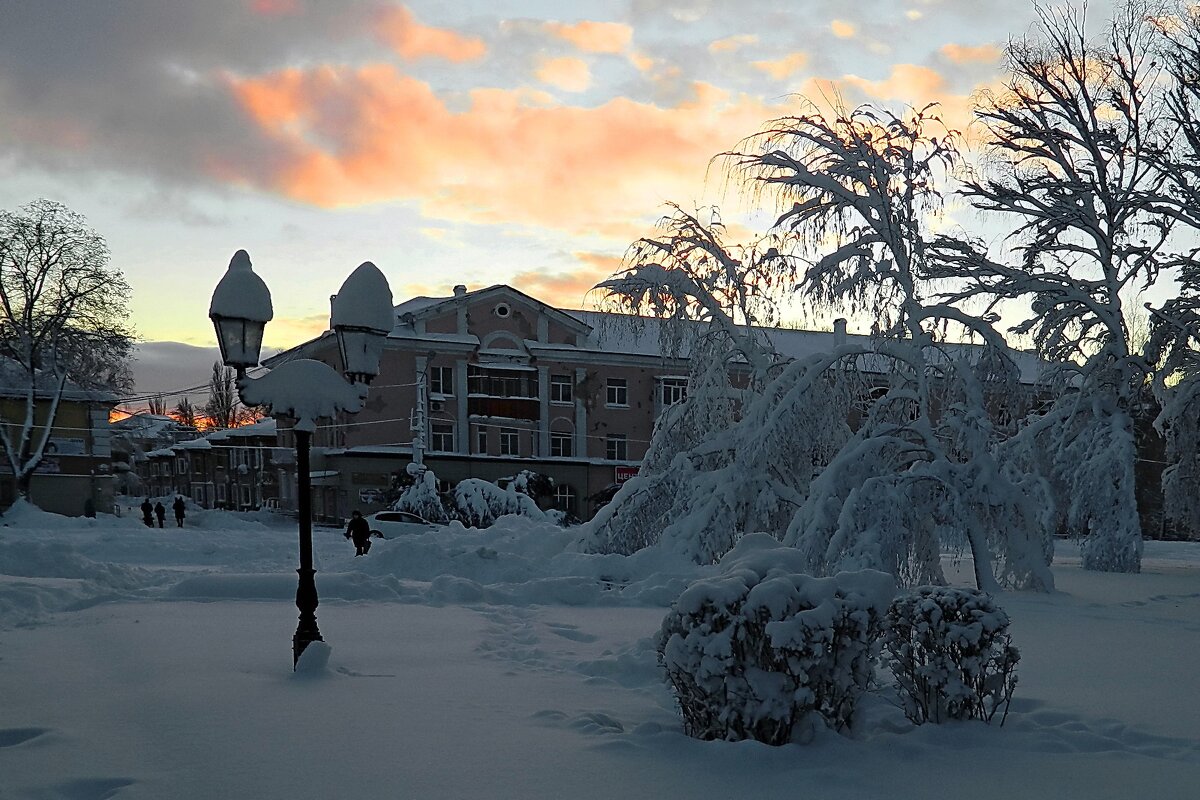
[140,498,154,527]
[154,501,166,528]
[173,496,186,528]
[345,510,372,556]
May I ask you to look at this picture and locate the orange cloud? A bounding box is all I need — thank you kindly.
[374,5,486,62]
[831,20,856,38]
[543,21,632,54]
[628,51,656,72]
[225,64,787,237]
[709,34,758,53]
[535,56,592,93]
[511,252,624,308]
[751,52,809,81]
[940,43,1002,64]
[841,63,946,102]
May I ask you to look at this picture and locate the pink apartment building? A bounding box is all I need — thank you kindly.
[269,282,1026,523]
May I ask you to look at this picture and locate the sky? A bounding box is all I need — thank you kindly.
[0,0,1124,394]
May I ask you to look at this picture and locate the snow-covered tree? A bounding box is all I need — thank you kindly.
[389,467,451,524]
[731,102,1052,591]
[932,1,1182,571]
[1145,2,1200,538]
[585,208,802,562]
[586,103,1054,591]
[0,199,134,502]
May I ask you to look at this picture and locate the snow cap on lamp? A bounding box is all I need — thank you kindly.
[209,250,273,371]
[331,261,394,384]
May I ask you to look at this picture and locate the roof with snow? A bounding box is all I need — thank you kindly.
[268,283,1049,384]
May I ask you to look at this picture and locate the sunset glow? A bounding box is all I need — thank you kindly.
[0,0,1126,382]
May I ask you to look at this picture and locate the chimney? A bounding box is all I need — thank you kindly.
[833,318,847,347]
[453,284,467,298]
[330,294,337,329]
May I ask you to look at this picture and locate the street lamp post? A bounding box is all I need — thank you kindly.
[209,250,393,668]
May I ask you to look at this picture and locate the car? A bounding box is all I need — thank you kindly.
[365,510,440,538]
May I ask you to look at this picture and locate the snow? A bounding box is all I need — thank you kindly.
[208,249,273,323]
[236,359,367,432]
[331,261,394,334]
[0,502,1197,799]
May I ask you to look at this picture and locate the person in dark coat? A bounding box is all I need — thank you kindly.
[154,501,166,528]
[172,496,186,528]
[140,498,154,527]
[344,510,372,556]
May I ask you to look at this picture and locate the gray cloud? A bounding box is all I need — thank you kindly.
[0,1,382,190]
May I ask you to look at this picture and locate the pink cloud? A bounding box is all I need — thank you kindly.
[709,34,759,54]
[535,56,592,93]
[940,43,1002,64]
[830,20,856,38]
[751,52,809,81]
[225,64,787,236]
[374,5,486,62]
[543,21,632,54]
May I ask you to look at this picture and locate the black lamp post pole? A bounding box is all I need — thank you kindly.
[292,428,322,668]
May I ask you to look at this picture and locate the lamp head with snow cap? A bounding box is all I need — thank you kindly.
[330,261,394,385]
[209,249,273,375]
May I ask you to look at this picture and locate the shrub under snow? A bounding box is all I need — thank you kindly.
[655,535,895,744]
[882,586,1019,726]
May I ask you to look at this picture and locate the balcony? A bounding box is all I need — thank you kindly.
[467,365,539,420]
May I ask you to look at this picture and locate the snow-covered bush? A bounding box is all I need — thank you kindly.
[451,478,547,528]
[389,468,451,524]
[882,587,1019,725]
[656,535,895,743]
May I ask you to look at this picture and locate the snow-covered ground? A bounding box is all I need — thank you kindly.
[0,500,1197,800]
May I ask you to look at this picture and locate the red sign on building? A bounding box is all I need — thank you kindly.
[614,465,639,484]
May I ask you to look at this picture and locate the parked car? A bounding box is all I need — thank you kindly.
[365,510,440,538]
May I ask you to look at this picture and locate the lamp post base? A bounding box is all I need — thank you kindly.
[293,566,323,669]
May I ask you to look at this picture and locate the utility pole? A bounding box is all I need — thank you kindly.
[411,356,428,470]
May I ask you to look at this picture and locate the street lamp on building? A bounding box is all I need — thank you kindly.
[209,250,393,668]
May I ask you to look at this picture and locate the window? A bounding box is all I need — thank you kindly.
[606,377,628,407]
[429,365,454,395]
[606,433,628,461]
[176,457,187,474]
[477,428,488,454]
[430,422,455,452]
[661,378,688,406]
[499,428,519,456]
[550,374,573,404]
[553,484,577,515]
[550,431,573,458]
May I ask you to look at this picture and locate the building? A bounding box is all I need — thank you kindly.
[109,413,198,495]
[264,283,1045,524]
[0,378,117,516]
[136,418,281,511]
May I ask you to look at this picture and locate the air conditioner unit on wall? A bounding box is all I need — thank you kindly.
[430,400,445,412]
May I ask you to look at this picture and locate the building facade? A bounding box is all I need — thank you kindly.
[0,390,117,516]
[268,284,879,523]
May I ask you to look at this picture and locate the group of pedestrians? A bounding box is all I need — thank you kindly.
[141,496,186,529]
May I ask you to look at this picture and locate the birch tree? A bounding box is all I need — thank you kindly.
[0,199,134,501]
